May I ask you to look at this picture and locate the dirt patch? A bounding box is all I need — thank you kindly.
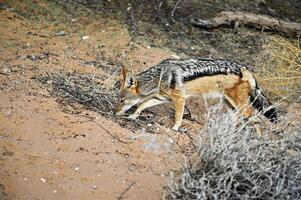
[0,2,183,199]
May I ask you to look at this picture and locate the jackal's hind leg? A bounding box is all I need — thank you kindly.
[128,98,167,120]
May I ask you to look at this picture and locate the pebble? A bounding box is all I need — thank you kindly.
[168,138,174,144]
[55,31,66,36]
[3,150,14,156]
[40,178,46,183]
[1,67,11,75]
[5,110,12,117]
[82,35,89,40]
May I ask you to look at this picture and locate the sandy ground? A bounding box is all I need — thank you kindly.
[0,3,185,200]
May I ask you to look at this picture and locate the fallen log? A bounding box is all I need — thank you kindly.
[190,11,301,34]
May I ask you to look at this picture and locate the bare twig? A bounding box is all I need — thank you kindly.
[117,181,136,200]
[88,117,131,145]
[171,0,183,22]
[130,0,137,37]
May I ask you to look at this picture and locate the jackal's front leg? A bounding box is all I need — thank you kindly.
[171,91,186,131]
[128,98,166,120]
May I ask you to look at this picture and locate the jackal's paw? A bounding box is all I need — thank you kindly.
[171,126,187,134]
[171,125,180,132]
[128,114,138,120]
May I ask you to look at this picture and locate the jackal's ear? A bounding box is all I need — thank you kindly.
[121,66,138,88]
[121,66,128,82]
[125,74,138,88]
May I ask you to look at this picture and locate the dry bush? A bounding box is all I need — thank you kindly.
[257,38,301,102]
[165,104,301,200]
[37,72,118,116]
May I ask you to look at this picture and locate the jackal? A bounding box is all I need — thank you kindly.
[115,58,277,130]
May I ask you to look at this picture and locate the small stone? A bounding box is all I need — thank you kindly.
[55,31,66,36]
[75,166,79,171]
[5,111,12,117]
[82,35,89,40]
[11,66,20,72]
[168,138,174,144]
[92,185,97,189]
[1,67,11,75]
[3,150,14,156]
[40,178,46,183]
[6,7,14,11]
[46,80,52,84]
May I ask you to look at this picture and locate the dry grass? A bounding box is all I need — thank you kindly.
[164,104,301,200]
[257,37,301,102]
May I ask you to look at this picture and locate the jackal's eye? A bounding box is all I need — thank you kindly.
[120,99,125,103]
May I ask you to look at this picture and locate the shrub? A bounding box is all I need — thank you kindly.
[165,104,301,200]
[257,38,301,102]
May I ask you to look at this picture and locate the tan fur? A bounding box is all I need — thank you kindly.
[115,67,258,131]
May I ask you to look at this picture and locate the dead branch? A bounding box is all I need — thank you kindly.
[171,0,183,22]
[117,181,136,200]
[130,0,137,36]
[190,11,301,34]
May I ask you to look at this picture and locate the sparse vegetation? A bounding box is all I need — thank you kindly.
[38,72,117,116]
[258,38,301,102]
[165,105,301,200]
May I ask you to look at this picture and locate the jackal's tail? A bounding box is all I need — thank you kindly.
[250,85,278,123]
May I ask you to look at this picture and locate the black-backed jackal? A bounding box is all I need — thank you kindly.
[115,58,277,131]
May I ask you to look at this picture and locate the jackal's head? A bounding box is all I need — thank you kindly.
[115,67,142,115]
